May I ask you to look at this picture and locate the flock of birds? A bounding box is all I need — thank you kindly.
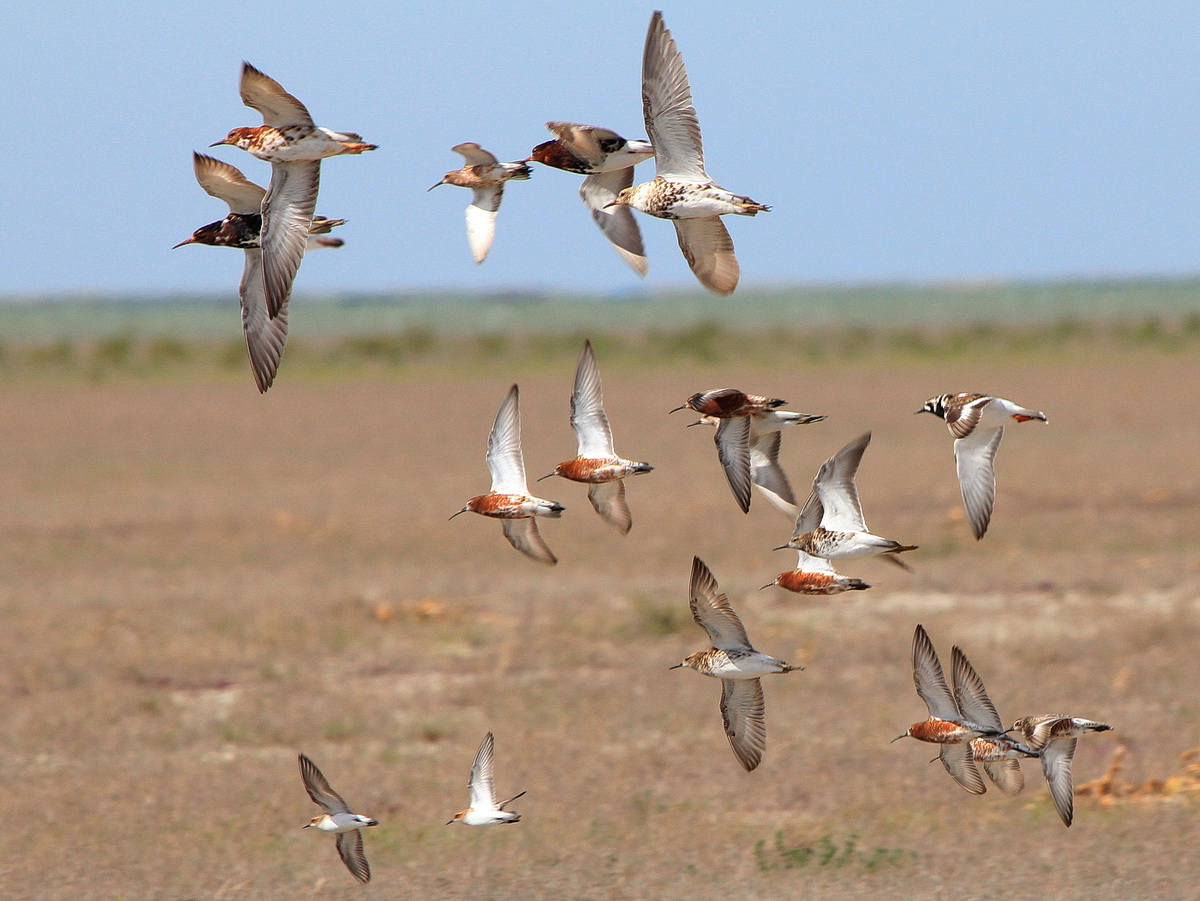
[167,9,1113,885]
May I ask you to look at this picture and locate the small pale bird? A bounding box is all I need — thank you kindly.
[527,122,654,275]
[447,731,526,826]
[537,340,653,533]
[1007,714,1113,827]
[173,153,346,393]
[917,392,1048,540]
[778,432,918,570]
[212,62,376,319]
[606,11,769,295]
[298,753,378,883]
[891,625,1007,795]
[430,143,532,264]
[671,556,801,772]
[451,384,564,564]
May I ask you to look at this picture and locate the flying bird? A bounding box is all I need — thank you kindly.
[537,340,653,533]
[1008,714,1113,827]
[447,732,526,826]
[760,549,870,595]
[212,62,376,319]
[917,393,1048,539]
[606,11,769,294]
[430,143,531,264]
[298,753,377,883]
[671,556,801,771]
[527,122,654,275]
[451,384,564,564]
[173,152,346,393]
[779,432,918,570]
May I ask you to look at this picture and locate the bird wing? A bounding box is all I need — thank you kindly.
[468,731,498,810]
[749,429,798,518]
[982,759,1025,796]
[546,122,623,168]
[570,340,615,458]
[951,646,1002,731]
[641,11,707,181]
[939,742,986,794]
[714,415,752,514]
[192,152,265,214]
[298,754,350,815]
[812,431,871,532]
[501,518,557,565]
[260,161,320,318]
[672,218,739,296]
[239,62,313,127]
[689,556,751,650]
[720,678,766,772]
[587,480,631,535]
[1040,738,1078,827]
[795,549,838,575]
[465,186,502,264]
[486,384,527,494]
[911,625,959,721]
[953,426,1004,540]
[335,829,370,883]
[580,170,648,276]
[453,142,500,167]
[239,249,289,393]
[945,395,989,440]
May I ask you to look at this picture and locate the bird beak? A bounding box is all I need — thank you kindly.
[889,733,908,743]
[172,236,197,249]
[602,200,618,209]
[427,181,445,192]
[535,473,555,482]
[668,404,688,414]
[448,508,468,521]
[772,544,791,552]
[668,662,684,670]
[759,582,774,591]
[445,819,455,826]
[302,824,311,829]
[685,420,705,428]
[913,408,927,415]
[209,139,230,148]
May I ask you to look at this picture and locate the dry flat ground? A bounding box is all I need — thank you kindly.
[1,345,1198,900]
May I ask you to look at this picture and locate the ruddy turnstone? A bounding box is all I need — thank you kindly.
[450,384,564,565]
[536,340,653,534]
[174,153,346,393]
[779,432,918,570]
[429,143,531,264]
[1007,714,1112,827]
[671,556,801,772]
[527,122,654,275]
[605,11,769,295]
[760,549,870,595]
[298,753,377,883]
[917,393,1048,540]
[212,62,376,319]
[891,625,1006,795]
[447,732,526,826]
[688,407,827,517]
[673,389,820,514]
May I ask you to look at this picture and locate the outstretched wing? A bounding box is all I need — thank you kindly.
[720,678,766,772]
[260,160,319,318]
[672,218,739,296]
[911,625,959,721]
[580,170,647,276]
[239,62,313,127]
[641,11,706,181]
[954,426,1004,540]
[465,186,503,264]
[812,432,871,532]
[468,731,498,810]
[192,152,265,214]
[714,416,752,513]
[501,518,557,565]
[298,754,350,815]
[486,385,527,494]
[570,340,616,458]
[689,557,751,650]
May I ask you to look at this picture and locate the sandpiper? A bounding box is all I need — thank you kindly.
[917,393,1048,540]
[605,11,769,295]
[298,753,378,883]
[430,143,531,264]
[688,407,827,518]
[451,384,564,564]
[528,122,654,275]
[761,549,870,595]
[779,432,918,570]
[536,340,652,534]
[671,556,801,772]
[1008,714,1113,827]
[174,153,346,393]
[952,645,1036,796]
[447,731,526,826]
[892,625,1006,795]
[212,62,376,319]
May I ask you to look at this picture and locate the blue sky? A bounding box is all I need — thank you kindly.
[2,1,1197,296]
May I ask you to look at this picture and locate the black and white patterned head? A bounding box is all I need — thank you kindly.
[918,394,951,419]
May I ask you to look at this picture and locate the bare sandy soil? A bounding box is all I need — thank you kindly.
[1,347,1198,900]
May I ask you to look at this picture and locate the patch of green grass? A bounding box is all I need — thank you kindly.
[754,831,916,873]
[626,593,690,638]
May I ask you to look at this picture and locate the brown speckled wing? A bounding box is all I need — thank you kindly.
[192,152,265,214]
[720,678,766,771]
[239,62,313,127]
[940,742,986,794]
